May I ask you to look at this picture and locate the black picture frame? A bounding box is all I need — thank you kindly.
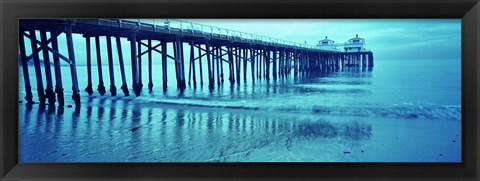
[1,0,479,180]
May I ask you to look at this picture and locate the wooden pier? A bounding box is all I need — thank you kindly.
[19,19,374,107]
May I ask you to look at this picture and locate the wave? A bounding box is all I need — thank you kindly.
[134,97,461,121]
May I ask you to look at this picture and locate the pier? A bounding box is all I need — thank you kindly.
[19,19,374,107]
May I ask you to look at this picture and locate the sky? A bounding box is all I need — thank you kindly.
[23,19,461,65]
[183,19,461,60]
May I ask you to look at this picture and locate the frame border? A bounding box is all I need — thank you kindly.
[1,0,479,180]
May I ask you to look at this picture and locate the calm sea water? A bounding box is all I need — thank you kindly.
[18,58,461,162]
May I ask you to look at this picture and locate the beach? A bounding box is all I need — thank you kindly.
[18,59,462,162]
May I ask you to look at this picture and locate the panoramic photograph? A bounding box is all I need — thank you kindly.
[18,19,461,162]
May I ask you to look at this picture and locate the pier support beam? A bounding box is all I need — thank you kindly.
[29,30,46,104]
[272,48,277,80]
[40,30,55,105]
[198,44,204,86]
[265,48,270,80]
[106,36,117,96]
[115,36,129,96]
[51,33,64,106]
[236,47,241,84]
[161,40,168,91]
[218,47,223,84]
[179,39,187,90]
[243,47,247,83]
[213,46,219,86]
[19,30,34,104]
[368,52,374,67]
[250,48,255,84]
[65,22,81,106]
[95,36,106,95]
[130,32,140,96]
[137,40,143,91]
[206,41,213,89]
[278,50,284,77]
[228,46,235,84]
[189,41,197,88]
[148,39,153,91]
[173,37,186,90]
[84,36,93,95]
[258,49,262,79]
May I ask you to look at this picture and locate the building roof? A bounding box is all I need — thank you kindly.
[349,34,364,41]
[321,36,334,42]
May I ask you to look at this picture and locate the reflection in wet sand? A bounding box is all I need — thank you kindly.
[19,101,372,162]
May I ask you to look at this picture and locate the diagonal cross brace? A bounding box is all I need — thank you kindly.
[137,40,178,62]
[22,31,72,65]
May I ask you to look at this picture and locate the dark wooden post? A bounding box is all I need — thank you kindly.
[137,40,143,91]
[265,48,270,80]
[368,52,374,67]
[161,40,168,91]
[188,43,192,86]
[278,49,284,77]
[179,39,186,90]
[51,33,64,106]
[190,41,197,88]
[29,30,46,104]
[198,44,204,86]
[236,47,241,84]
[258,49,262,79]
[228,46,235,84]
[115,36,129,96]
[148,39,153,91]
[272,47,277,80]
[19,30,33,103]
[250,48,255,83]
[129,32,140,96]
[95,36,106,95]
[106,36,117,96]
[294,50,298,76]
[212,46,217,86]
[243,47,247,83]
[218,47,223,84]
[84,36,93,95]
[65,22,81,106]
[206,41,213,89]
[40,30,55,105]
[173,38,180,89]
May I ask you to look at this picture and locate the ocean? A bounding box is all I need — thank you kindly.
[18,58,461,162]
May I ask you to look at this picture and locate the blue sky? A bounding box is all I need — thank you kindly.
[23,19,461,64]
[185,19,461,60]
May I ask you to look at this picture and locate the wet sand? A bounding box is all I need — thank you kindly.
[19,96,460,162]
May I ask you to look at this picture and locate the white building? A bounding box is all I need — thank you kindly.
[316,36,338,51]
[344,34,368,52]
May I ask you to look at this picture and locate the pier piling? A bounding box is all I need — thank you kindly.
[29,30,46,104]
[19,30,34,104]
[116,36,129,96]
[51,34,64,106]
[137,40,143,91]
[40,30,56,105]
[84,36,93,95]
[106,36,117,96]
[148,39,153,91]
[161,40,168,91]
[95,36,106,95]
[130,32,140,96]
[65,22,81,106]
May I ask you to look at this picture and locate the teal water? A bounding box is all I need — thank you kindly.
[18,58,461,162]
